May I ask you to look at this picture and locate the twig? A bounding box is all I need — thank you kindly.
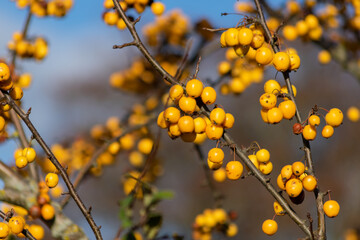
[60,117,156,208]
[0,91,103,240]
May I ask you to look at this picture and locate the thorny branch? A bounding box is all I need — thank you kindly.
[112,1,312,238]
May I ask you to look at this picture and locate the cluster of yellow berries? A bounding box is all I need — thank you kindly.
[217,48,264,95]
[143,10,189,46]
[158,79,234,143]
[282,14,323,41]
[260,79,297,124]
[15,0,73,17]
[103,0,165,29]
[192,208,238,239]
[8,33,48,61]
[14,147,37,169]
[277,162,317,202]
[293,108,343,140]
[36,181,56,221]
[109,59,157,93]
[247,148,273,175]
[0,215,44,239]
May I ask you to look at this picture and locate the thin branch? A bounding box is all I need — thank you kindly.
[60,117,156,208]
[0,91,103,240]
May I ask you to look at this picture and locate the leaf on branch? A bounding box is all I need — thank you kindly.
[118,195,134,228]
[143,190,174,208]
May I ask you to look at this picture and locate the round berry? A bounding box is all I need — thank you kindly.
[279,100,296,119]
[207,158,223,170]
[164,107,180,123]
[15,156,28,169]
[264,79,281,94]
[250,29,265,49]
[267,107,283,124]
[281,165,293,181]
[9,216,25,234]
[201,87,216,105]
[193,117,207,134]
[0,63,10,81]
[157,111,169,129]
[220,31,227,47]
[325,108,343,127]
[324,200,340,218]
[234,45,249,57]
[226,223,238,237]
[178,116,195,133]
[277,174,286,190]
[151,2,165,16]
[259,161,273,175]
[186,79,203,98]
[272,52,290,72]
[208,148,224,163]
[305,14,319,29]
[205,124,223,140]
[137,138,154,154]
[22,147,36,163]
[259,93,277,109]
[169,84,183,101]
[289,53,301,70]
[41,204,55,220]
[256,149,270,163]
[238,27,253,45]
[322,125,334,138]
[292,161,305,176]
[224,28,239,47]
[45,173,59,188]
[255,47,273,65]
[347,106,360,122]
[260,108,269,123]
[226,161,243,180]
[9,86,23,100]
[282,25,298,41]
[262,219,278,236]
[28,224,45,239]
[285,178,303,197]
[273,201,285,216]
[178,96,196,114]
[223,113,235,129]
[302,125,317,141]
[210,108,226,125]
[0,222,9,238]
[248,154,259,169]
[213,168,226,182]
[302,175,317,191]
[309,115,320,126]
[318,50,331,64]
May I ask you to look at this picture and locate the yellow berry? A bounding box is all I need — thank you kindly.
[324,200,340,218]
[164,107,180,123]
[0,222,9,238]
[28,224,44,239]
[0,63,10,81]
[178,96,196,114]
[15,156,28,169]
[309,115,320,126]
[208,148,224,163]
[267,107,283,124]
[289,53,301,71]
[0,116,5,132]
[218,61,231,75]
[205,124,223,140]
[41,204,55,220]
[279,100,296,119]
[292,161,305,176]
[223,113,235,129]
[302,125,317,141]
[272,52,290,72]
[264,80,281,94]
[295,20,309,36]
[104,11,119,26]
[251,29,265,49]
[347,106,360,122]
[213,168,226,182]
[207,158,222,170]
[151,2,165,16]
[277,174,286,190]
[226,223,238,237]
[259,93,277,109]
[285,178,303,197]
[201,87,217,105]
[169,84,184,101]
[318,50,331,64]
[238,27,253,45]
[302,175,317,191]
[282,25,298,41]
[225,28,239,47]
[45,173,59,188]
[273,201,285,216]
[325,108,343,127]
[137,138,153,155]
[9,86,23,100]
[157,111,169,129]
[234,45,249,57]
[22,147,36,163]
[262,219,278,236]
[281,164,293,181]
[226,161,243,180]
[255,47,273,65]
[259,161,273,175]
[322,125,334,138]
[220,31,227,47]
[186,79,203,98]
[8,216,25,234]
[248,154,259,169]
[129,151,145,167]
[210,108,226,125]
[178,116,195,133]
[194,117,207,134]
[256,149,270,163]
[305,14,319,29]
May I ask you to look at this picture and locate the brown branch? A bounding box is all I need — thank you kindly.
[112,0,178,86]
[315,190,326,240]
[0,92,103,240]
[60,117,156,208]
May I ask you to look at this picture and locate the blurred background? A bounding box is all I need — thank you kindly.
[0,0,359,239]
